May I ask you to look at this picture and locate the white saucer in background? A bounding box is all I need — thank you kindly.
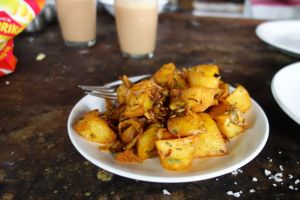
[271,62,300,125]
[256,20,300,57]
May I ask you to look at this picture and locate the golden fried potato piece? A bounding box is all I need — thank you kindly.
[73,110,116,144]
[186,64,220,89]
[187,72,219,89]
[155,135,199,170]
[226,85,251,112]
[122,80,164,118]
[215,115,245,139]
[194,113,226,157]
[189,64,220,77]
[169,87,216,112]
[137,123,162,160]
[153,63,187,89]
[209,103,246,139]
[167,113,205,137]
[208,101,232,119]
[174,87,216,113]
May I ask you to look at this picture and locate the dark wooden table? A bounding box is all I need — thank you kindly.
[0,10,299,200]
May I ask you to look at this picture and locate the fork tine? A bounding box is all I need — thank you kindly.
[79,74,151,99]
[87,92,117,100]
[78,85,115,92]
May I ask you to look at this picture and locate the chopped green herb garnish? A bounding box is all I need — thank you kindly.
[165,141,173,147]
[167,158,181,164]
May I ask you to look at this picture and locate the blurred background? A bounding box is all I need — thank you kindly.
[28,0,300,33]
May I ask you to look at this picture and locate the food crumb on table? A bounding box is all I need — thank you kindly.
[279,165,284,171]
[231,168,243,176]
[96,169,113,182]
[269,173,283,182]
[252,177,258,182]
[295,179,300,184]
[267,157,272,162]
[163,189,171,195]
[84,192,91,197]
[288,174,293,179]
[36,53,46,61]
[278,151,282,154]
[226,191,242,198]
[249,189,255,193]
[264,169,271,176]
[289,185,294,190]
[273,183,277,187]
[5,81,10,85]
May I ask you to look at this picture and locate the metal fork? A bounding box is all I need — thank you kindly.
[78,74,150,99]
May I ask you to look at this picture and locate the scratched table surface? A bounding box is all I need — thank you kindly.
[0,10,299,200]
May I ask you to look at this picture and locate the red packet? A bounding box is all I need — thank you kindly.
[0,0,45,77]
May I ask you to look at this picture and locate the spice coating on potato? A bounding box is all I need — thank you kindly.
[194,113,226,157]
[185,64,220,89]
[226,85,251,113]
[137,123,162,160]
[209,102,246,139]
[153,63,187,89]
[167,113,205,137]
[73,110,116,144]
[155,136,199,170]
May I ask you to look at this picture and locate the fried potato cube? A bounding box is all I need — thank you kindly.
[226,85,251,112]
[114,149,141,163]
[180,87,216,112]
[73,110,116,144]
[215,115,245,138]
[137,123,162,160]
[186,64,220,89]
[187,72,219,89]
[122,80,158,118]
[167,113,205,137]
[123,93,153,118]
[153,63,187,89]
[194,113,226,157]
[189,64,219,76]
[208,101,232,119]
[156,136,199,170]
[209,103,246,138]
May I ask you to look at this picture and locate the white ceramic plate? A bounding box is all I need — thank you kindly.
[256,20,300,57]
[271,62,300,125]
[67,75,269,183]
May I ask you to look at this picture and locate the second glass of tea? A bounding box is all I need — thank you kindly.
[114,0,158,59]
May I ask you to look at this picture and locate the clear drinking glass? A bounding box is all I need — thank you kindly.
[56,0,97,48]
[114,0,158,59]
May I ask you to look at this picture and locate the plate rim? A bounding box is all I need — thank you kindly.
[67,75,269,183]
[255,20,300,56]
[271,62,300,125]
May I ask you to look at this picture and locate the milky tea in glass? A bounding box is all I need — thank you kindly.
[56,0,96,48]
[115,0,158,58]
